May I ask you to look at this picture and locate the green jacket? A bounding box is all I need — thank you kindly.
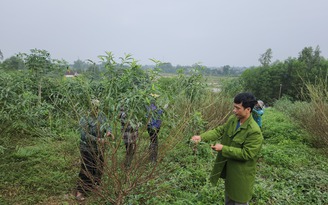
[200,114,263,203]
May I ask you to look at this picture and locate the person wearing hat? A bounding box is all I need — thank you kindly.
[252,100,264,128]
[76,99,112,201]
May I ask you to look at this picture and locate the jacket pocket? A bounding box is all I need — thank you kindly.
[230,136,246,148]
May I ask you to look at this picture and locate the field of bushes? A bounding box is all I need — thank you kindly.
[0,50,328,204]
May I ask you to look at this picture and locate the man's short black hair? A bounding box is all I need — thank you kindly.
[234,93,257,111]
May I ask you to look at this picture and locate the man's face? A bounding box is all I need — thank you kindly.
[233,103,251,120]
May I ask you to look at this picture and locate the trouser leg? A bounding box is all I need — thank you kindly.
[148,128,159,163]
[77,149,97,194]
[225,192,249,205]
[124,142,136,168]
[94,149,104,185]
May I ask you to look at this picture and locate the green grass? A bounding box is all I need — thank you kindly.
[253,108,328,204]
[0,131,80,204]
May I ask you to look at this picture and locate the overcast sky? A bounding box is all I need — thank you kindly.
[1,0,328,67]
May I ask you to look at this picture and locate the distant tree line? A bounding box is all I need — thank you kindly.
[0,50,246,77]
[70,60,246,77]
[143,62,246,76]
[237,46,328,105]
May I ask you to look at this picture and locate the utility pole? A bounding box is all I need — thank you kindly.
[279,84,282,99]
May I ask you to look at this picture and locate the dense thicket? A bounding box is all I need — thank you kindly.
[0,50,211,137]
[1,48,327,204]
[1,49,225,204]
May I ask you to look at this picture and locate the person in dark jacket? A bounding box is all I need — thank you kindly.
[120,107,138,168]
[147,94,163,163]
[76,99,111,201]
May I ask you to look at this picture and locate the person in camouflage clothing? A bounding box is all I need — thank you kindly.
[76,99,111,201]
[120,107,138,168]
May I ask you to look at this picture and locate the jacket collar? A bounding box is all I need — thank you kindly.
[234,115,253,131]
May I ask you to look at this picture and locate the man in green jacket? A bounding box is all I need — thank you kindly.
[191,93,263,205]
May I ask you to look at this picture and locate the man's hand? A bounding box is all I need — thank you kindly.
[191,135,201,143]
[106,131,115,140]
[211,143,223,151]
[97,138,106,144]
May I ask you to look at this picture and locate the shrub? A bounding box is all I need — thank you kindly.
[274,80,328,155]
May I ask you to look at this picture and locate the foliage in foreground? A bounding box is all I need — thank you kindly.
[0,50,328,204]
[0,51,219,204]
[1,99,328,205]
